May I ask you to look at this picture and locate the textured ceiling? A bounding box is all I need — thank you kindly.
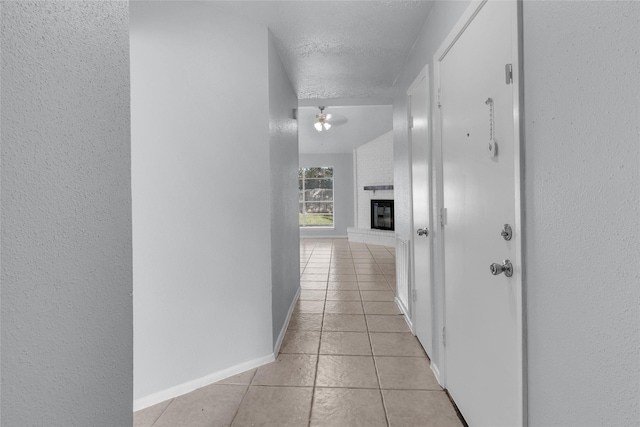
[212,1,434,101]
[298,105,393,154]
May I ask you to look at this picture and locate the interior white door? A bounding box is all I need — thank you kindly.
[439,1,522,426]
[409,73,433,356]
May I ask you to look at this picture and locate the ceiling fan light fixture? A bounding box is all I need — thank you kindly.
[314,106,332,132]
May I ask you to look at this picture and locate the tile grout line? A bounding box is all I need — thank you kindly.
[245,383,442,392]
[363,243,392,427]
[225,358,261,427]
[299,240,453,426]
[227,377,254,427]
[148,398,174,427]
[306,243,329,427]
[301,240,401,427]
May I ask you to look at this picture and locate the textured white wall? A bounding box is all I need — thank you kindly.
[131,2,272,403]
[523,2,640,425]
[268,32,300,347]
[391,0,471,373]
[1,2,132,425]
[299,153,354,238]
[354,131,394,229]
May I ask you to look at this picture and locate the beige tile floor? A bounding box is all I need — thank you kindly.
[134,238,464,427]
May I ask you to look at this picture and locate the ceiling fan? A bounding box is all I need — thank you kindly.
[314,106,348,132]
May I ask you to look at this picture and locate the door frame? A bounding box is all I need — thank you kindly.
[432,0,527,424]
[406,65,433,353]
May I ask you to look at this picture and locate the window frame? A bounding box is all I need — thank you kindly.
[299,166,335,228]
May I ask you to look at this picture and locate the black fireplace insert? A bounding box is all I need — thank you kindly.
[371,200,394,231]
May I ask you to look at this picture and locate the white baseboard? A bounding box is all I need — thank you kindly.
[299,235,348,239]
[431,361,444,387]
[134,288,303,413]
[273,286,301,356]
[395,296,415,334]
[133,353,275,412]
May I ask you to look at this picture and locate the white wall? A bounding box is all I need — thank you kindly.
[522,2,640,425]
[354,131,394,229]
[299,153,354,238]
[391,0,470,370]
[268,32,300,348]
[131,2,273,405]
[1,2,132,425]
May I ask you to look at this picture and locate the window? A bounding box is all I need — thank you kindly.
[299,167,333,227]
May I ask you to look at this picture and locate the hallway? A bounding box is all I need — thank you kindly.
[134,238,463,426]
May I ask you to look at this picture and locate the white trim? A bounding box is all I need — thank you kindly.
[395,296,415,334]
[273,286,301,356]
[432,0,488,391]
[135,264,301,411]
[407,65,429,95]
[133,353,275,412]
[432,0,525,424]
[512,1,528,425]
[299,226,335,230]
[432,25,447,393]
[431,361,444,387]
[299,234,348,239]
[353,149,359,228]
[406,64,434,358]
[435,0,487,63]
[133,287,302,413]
[406,69,420,329]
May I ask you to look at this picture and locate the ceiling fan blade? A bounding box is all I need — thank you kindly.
[324,112,348,127]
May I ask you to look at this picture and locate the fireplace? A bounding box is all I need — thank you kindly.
[371,200,394,231]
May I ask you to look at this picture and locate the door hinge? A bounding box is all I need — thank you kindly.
[440,208,448,226]
[412,288,417,302]
[442,326,446,346]
[409,116,414,129]
[505,64,513,85]
[437,88,442,108]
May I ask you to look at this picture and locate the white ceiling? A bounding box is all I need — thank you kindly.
[298,105,393,154]
[210,1,431,153]
[212,1,434,101]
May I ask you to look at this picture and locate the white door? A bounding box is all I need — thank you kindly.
[409,71,433,356]
[439,1,523,425]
